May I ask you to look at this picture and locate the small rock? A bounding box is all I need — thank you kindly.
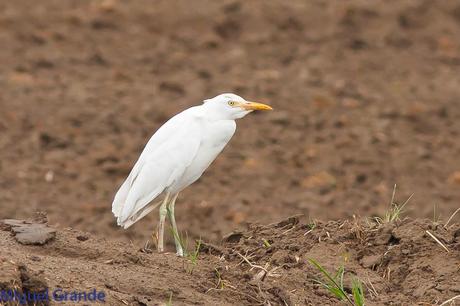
[1,219,56,245]
[14,225,55,245]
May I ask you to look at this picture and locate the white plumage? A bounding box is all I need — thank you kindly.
[111,93,272,255]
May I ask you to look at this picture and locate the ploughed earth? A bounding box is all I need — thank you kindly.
[1,0,460,305]
[1,216,459,305]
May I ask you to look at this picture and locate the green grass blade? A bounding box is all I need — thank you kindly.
[336,265,345,290]
[308,258,354,305]
[165,292,173,306]
[312,279,343,299]
[352,278,365,306]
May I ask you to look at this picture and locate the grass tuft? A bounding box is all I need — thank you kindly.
[170,227,202,274]
[308,258,365,306]
[165,292,173,306]
[214,268,225,290]
[262,238,271,248]
[376,184,413,224]
[188,238,202,268]
[352,278,365,306]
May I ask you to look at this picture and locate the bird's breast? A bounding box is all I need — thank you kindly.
[200,120,236,147]
[168,120,236,193]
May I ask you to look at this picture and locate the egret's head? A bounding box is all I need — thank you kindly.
[203,93,273,119]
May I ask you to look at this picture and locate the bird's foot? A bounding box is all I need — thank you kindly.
[176,248,184,257]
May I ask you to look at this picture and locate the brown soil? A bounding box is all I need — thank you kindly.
[1,0,460,305]
[1,216,459,305]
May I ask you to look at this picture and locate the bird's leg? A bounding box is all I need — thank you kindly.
[157,192,170,253]
[167,193,184,256]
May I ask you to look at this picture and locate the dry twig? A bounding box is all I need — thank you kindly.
[425,230,450,253]
[440,295,460,306]
[444,208,460,228]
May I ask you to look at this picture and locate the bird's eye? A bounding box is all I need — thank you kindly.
[228,101,236,106]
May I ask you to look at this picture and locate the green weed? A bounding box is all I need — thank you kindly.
[376,184,413,224]
[170,227,202,274]
[165,291,173,306]
[308,258,365,306]
[262,238,271,248]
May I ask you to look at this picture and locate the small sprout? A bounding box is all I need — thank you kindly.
[352,278,365,306]
[308,258,365,306]
[262,238,271,248]
[214,268,225,290]
[183,238,201,274]
[170,227,202,274]
[375,184,413,224]
[342,252,351,263]
[304,220,317,236]
[165,292,173,306]
[188,238,202,265]
[207,267,237,293]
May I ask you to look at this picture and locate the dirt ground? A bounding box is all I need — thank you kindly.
[1,0,460,305]
[1,216,460,305]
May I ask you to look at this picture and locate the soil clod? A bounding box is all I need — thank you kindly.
[1,219,56,245]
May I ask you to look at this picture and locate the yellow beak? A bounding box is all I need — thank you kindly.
[239,101,273,111]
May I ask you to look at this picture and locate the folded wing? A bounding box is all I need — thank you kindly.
[112,110,202,228]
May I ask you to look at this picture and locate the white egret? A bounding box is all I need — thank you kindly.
[112,93,272,256]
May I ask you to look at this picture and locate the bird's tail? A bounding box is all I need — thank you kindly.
[117,199,163,229]
[112,179,164,228]
[112,161,166,228]
[112,179,131,219]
